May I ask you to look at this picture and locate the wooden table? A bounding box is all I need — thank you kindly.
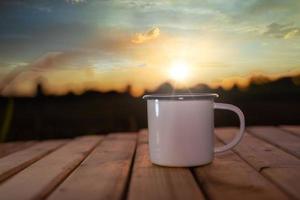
[0,126,299,200]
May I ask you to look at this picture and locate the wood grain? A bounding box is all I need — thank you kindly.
[193,137,289,200]
[127,131,205,200]
[280,125,300,137]
[0,127,297,200]
[0,136,102,200]
[0,141,36,159]
[216,127,300,199]
[248,126,300,158]
[0,140,66,182]
[47,133,137,200]
[264,167,300,200]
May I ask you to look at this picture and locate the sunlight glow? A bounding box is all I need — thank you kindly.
[169,60,189,81]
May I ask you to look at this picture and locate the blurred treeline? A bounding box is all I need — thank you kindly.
[0,75,300,141]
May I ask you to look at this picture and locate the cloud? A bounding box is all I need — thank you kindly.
[65,0,86,4]
[263,23,300,39]
[246,0,298,14]
[29,51,81,71]
[120,1,169,10]
[284,29,299,39]
[0,51,81,94]
[131,27,160,44]
[0,26,143,93]
[0,0,52,12]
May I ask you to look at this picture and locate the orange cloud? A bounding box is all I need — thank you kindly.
[131,27,160,44]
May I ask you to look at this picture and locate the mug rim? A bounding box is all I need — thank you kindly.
[142,93,219,100]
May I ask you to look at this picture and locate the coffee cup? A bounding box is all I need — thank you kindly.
[143,93,245,167]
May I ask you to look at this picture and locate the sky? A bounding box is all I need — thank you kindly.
[0,0,300,96]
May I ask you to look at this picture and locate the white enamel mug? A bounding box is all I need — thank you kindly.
[143,93,245,167]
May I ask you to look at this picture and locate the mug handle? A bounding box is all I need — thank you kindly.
[214,103,245,153]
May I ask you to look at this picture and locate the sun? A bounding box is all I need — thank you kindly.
[169,60,189,81]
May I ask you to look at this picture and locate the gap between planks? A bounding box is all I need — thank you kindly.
[0,135,103,200]
[0,140,67,183]
[127,130,206,200]
[192,137,289,200]
[0,127,297,200]
[247,126,300,159]
[47,133,137,200]
[216,127,300,200]
[0,141,36,159]
[279,125,300,137]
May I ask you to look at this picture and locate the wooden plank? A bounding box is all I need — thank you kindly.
[248,126,300,158]
[193,136,290,200]
[127,130,205,200]
[264,167,300,199]
[215,127,300,170]
[0,141,36,159]
[0,135,102,200]
[280,125,300,137]
[216,127,300,199]
[47,133,137,200]
[0,140,66,183]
